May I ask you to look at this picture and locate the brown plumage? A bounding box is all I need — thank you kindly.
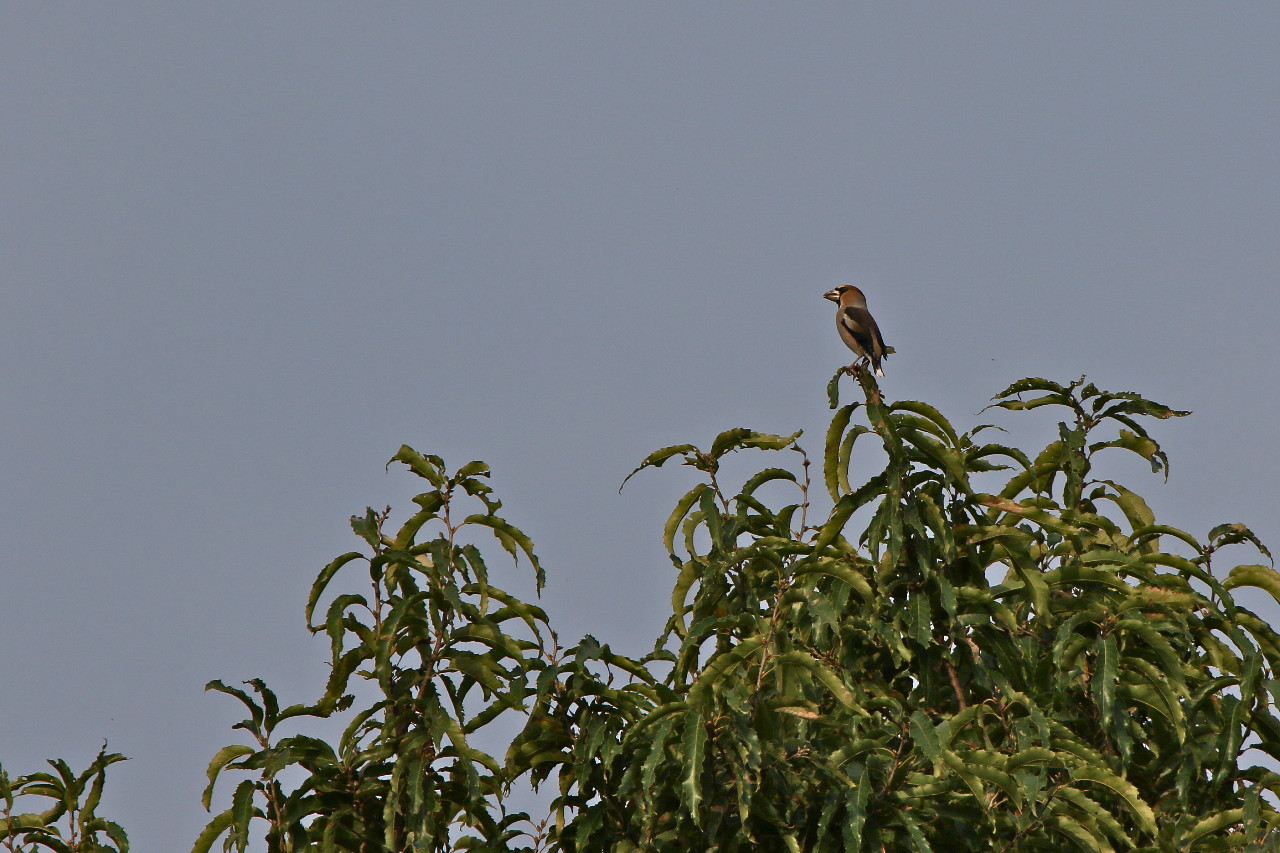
[823,285,888,377]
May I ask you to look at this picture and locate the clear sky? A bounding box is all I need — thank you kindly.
[3,5,1278,849]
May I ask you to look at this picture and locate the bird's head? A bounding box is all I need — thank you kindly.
[823,284,866,305]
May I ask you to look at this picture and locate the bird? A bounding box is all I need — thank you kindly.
[823,285,888,377]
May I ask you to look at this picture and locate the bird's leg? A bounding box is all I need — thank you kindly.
[844,358,868,376]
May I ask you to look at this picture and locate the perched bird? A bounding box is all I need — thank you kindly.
[823,285,888,377]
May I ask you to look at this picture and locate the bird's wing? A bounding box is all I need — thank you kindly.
[840,306,886,357]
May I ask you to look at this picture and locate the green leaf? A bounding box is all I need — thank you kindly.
[978,494,1075,537]
[680,711,708,822]
[844,765,871,850]
[455,459,490,479]
[190,808,235,853]
[907,594,931,648]
[824,404,858,501]
[1092,634,1119,733]
[1096,481,1155,533]
[1224,564,1280,606]
[348,508,383,548]
[304,551,363,629]
[200,745,254,810]
[739,467,797,499]
[1069,764,1157,835]
[663,485,707,557]
[229,779,256,851]
[389,444,448,487]
[689,638,764,706]
[953,750,1025,811]
[705,427,749,457]
[619,443,698,490]
[790,558,874,602]
[1209,522,1273,563]
[203,681,264,733]
[1179,808,1245,847]
[890,400,961,447]
[827,367,845,409]
[768,650,860,711]
[669,559,701,635]
[910,711,942,764]
[461,514,544,590]
[1046,801,1115,852]
[901,812,936,852]
[814,474,887,552]
[738,429,803,453]
[1089,429,1167,476]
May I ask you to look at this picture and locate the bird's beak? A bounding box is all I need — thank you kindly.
[822,288,840,303]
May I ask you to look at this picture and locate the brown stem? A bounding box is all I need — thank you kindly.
[797,450,811,536]
[963,636,982,664]
[945,660,967,711]
[752,573,794,704]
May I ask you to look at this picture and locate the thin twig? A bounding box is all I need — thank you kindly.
[945,660,967,710]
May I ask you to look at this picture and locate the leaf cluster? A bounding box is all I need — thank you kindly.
[184,373,1280,851]
[0,747,128,853]
[513,373,1280,851]
[196,449,552,852]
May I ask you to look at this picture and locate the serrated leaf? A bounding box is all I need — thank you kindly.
[680,711,708,821]
[1209,522,1273,563]
[790,558,874,602]
[827,367,845,409]
[1070,764,1156,835]
[200,745,255,810]
[769,650,860,711]
[739,467,798,499]
[619,443,699,490]
[455,460,490,479]
[304,551,364,629]
[462,514,544,590]
[190,808,235,853]
[1179,808,1245,847]
[890,400,961,447]
[1224,564,1280,606]
[910,711,942,764]
[824,404,857,501]
[229,779,257,851]
[389,444,448,487]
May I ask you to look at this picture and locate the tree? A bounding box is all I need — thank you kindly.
[0,747,129,852]
[196,450,550,852]
[191,373,1280,851]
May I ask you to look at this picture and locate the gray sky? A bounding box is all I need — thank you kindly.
[3,5,1278,849]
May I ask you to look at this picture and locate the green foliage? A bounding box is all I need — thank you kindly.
[513,373,1280,851]
[0,746,128,852]
[196,450,551,852]
[189,373,1280,850]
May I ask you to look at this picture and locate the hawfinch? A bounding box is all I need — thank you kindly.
[823,285,888,377]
